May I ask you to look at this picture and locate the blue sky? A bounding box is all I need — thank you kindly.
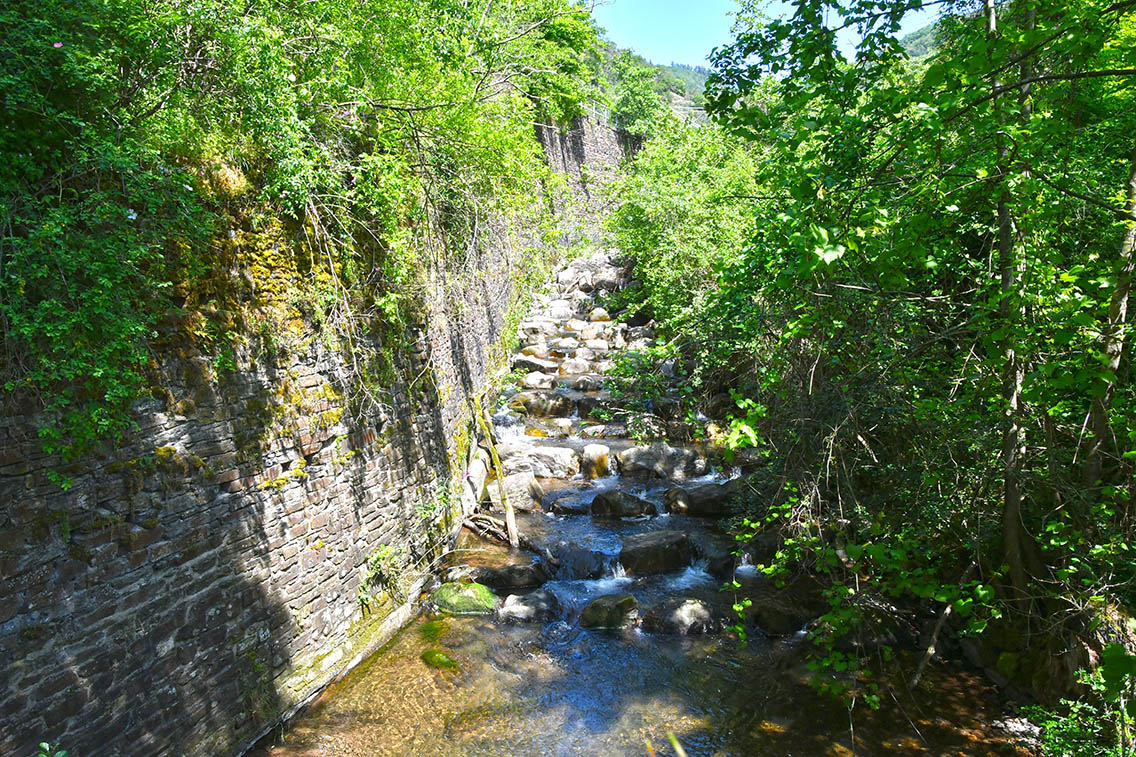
[591,0,938,68]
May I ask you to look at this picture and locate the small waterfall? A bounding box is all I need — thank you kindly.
[664,559,712,590]
[735,552,758,577]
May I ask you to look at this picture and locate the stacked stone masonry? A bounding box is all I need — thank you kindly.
[0,118,633,756]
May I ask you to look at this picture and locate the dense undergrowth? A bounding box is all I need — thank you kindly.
[606,0,1136,750]
[0,0,644,462]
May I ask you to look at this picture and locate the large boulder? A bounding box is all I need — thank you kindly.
[508,391,576,417]
[520,343,549,358]
[487,471,543,511]
[584,338,609,353]
[521,372,556,390]
[619,531,692,575]
[548,542,609,579]
[664,483,732,516]
[577,324,602,341]
[592,271,623,292]
[579,593,638,629]
[513,355,559,374]
[641,598,725,635]
[574,347,597,362]
[498,589,561,623]
[519,318,557,339]
[576,392,616,418]
[534,447,579,476]
[748,603,811,636]
[581,443,612,479]
[591,490,657,518]
[472,563,550,592]
[617,443,709,479]
[500,446,579,478]
[559,357,591,375]
[550,337,579,355]
[433,582,500,615]
[628,325,656,341]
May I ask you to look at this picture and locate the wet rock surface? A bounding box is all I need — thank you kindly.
[590,489,656,518]
[498,589,560,623]
[641,597,726,635]
[578,592,638,629]
[620,531,692,575]
[432,582,501,615]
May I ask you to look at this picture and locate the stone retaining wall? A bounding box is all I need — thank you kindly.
[0,118,632,757]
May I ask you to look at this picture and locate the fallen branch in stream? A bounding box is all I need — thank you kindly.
[472,395,519,549]
[909,561,977,691]
[463,513,560,570]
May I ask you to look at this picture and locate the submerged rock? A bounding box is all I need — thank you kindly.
[498,589,560,623]
[421,649,459,670]
[641,598,725,635]
[619,531,692,575]
[579,593,638,629]
[590,489,657,518]
[433,582,500,615]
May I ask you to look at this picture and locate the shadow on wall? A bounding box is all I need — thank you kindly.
[0,313,458,756]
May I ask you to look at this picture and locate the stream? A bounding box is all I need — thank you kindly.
[253,253,1033,756]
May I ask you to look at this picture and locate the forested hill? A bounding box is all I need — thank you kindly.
[597,42,710,121]
[900,20,938,58]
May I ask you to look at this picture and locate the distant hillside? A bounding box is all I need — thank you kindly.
[902,21,938,58]
[660,62,711,99]
[599,41,710,122]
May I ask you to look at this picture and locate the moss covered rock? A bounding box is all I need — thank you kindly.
[421,649,459,670]
[433,582,500,615]
[579,593,638,629]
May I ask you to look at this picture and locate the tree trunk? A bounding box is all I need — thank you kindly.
[1085,140,1136,487]
[986,0,1028,596]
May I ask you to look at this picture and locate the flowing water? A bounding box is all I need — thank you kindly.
[253,253,1032,756]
